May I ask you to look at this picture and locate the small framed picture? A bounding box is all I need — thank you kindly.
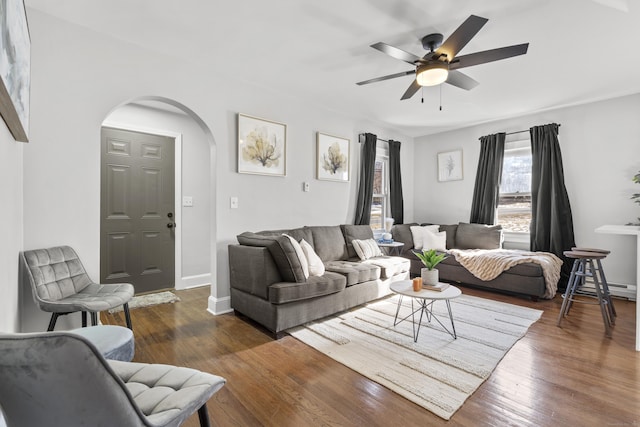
[316,132,349,182]
[238,113,286,176]
[437,149,463,182]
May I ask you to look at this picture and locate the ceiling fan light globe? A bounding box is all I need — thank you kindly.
[416,63,449,86]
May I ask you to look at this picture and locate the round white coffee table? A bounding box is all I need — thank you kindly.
[390,280,462,342]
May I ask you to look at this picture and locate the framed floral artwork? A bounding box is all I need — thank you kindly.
[317,132,349,182]
[437,149,463,182]
[238,113,286,176]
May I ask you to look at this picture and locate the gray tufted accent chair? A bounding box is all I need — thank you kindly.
[21,246,134,331]
[0,332,226,427]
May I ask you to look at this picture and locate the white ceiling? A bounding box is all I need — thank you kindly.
[25,0,640,137]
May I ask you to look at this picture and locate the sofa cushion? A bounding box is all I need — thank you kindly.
[362,256,410,279]
[287,227,314,247]
[439,224,458,250]
[236,232,306,282]
[391,223,417,255]
[351,239,383,260]
[283,234,309,279]
[300,239,325,276]
[268,272,346,304]
[341,224,374,259]
[324,260,381,286]
[308,226,349,262]
[455,223,503,250]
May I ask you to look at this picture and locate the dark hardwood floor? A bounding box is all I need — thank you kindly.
[102,286,639,427]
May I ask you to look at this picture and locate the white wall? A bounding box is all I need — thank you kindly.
[22,9,415,321]
[105,103,212,288]
[0,123,24,333]
[414,93,640,287]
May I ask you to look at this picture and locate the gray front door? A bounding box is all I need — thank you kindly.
[100,127,176,294]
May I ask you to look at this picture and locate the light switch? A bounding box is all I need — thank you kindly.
[230,196,239,209]
[183,196,193,207]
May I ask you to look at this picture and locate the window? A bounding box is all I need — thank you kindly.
[370,146,389,232]
[497,140,532,233]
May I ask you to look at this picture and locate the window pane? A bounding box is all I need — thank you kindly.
[370,196,384,230]
[373,161,384,195]
[498,142,532,232]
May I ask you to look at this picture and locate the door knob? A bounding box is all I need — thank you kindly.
[167,223,175,229]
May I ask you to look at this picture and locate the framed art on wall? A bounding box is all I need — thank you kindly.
[438,149,463,182]
[316,132,349,182]
[237,113,286,176]
[0,0,30,142]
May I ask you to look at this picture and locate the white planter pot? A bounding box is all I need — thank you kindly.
[421,268,439,286]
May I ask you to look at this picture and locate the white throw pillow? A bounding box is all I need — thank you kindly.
[410,225,440,250]
[282,234,309,279]
[300,239,325,276]
[352,238,383,260]
[422,229,447,252]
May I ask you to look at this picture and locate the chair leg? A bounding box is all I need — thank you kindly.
[47,313,60,331]
[197,404,211,427]
[123,303,133,330]
[90,312,98,326]
[82,311,88,327]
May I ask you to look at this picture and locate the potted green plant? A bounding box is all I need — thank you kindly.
[414,249,448,286]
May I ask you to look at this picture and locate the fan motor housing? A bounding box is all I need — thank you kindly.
[421,33,444,52]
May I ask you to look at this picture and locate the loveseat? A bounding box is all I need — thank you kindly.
[392,222,549,300]
[229,224,410,336]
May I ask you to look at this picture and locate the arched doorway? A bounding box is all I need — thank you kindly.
[100,96,217,295]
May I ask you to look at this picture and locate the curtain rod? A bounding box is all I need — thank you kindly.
[358,133,389,143]
[505,124,561,136]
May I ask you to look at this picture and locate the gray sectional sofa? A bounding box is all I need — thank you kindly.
[392,222,548,300]
[229,224,410,336]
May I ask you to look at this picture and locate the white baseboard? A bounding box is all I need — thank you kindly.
[176,273,211,290]
[207,295,233,315]
[579,280,637,301]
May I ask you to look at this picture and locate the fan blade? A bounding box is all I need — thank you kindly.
[450,43,529,70]
[400,79,421,100]
[445,70,479,90]
[371,42,422,65]
[356,70,416,86]
[433,15,488,60]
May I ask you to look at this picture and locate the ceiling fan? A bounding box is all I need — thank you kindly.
[356,15,529,100]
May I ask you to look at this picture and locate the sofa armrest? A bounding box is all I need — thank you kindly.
[229,245,282,300]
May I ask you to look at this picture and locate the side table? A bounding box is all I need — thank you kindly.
[377,241,404,256]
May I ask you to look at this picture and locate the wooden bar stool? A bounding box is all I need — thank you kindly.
[557,249,616,337]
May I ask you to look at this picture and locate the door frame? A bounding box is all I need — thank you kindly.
[101,120,184,289]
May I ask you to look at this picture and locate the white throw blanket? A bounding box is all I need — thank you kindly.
[448,249,563,299]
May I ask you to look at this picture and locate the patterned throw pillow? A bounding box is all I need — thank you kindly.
[351,238,383,260]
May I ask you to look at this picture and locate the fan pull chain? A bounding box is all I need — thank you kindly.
[439,84,443,111]
[421,86,424,104]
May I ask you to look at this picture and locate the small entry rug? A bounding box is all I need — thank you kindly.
[108,291,180,313]
[287,294,542,420]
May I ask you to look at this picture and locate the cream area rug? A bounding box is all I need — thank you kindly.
[108,291,180,313]
[287,294,542,420]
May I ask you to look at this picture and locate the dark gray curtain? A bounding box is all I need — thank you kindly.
[388,140,404,224]
[530,123,575,287]
[469,133,505,224]
[354,133,377,225]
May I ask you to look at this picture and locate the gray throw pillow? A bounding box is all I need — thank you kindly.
[455,223,503,249]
